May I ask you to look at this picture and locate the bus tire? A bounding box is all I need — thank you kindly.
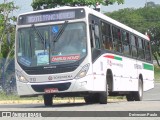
[126,93,135,101]
[92,94,100,103]
[134,79,143,101]
[43,94,53,106]
[126,79,143,101]
[99,91,107,104]
[84,94,99,104]
[84,96,93,104]
[99,83,108,104]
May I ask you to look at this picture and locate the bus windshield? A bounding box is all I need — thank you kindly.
[17,22,87,67]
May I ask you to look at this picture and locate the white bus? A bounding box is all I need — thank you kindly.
[15,6,154,106]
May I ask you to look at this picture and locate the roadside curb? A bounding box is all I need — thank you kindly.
[0,99,126,104]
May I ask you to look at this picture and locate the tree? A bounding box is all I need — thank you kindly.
[147,26,160,66]
[0,1,18,66]
[0,1,18,58]
[0,1,18,90]
[105,5,160,66]
[31,0,124,10]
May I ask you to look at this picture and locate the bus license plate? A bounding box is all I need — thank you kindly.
[44,88,58,93]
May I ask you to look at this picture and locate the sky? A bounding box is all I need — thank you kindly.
[0,0,160,15]
[101,0,160,12]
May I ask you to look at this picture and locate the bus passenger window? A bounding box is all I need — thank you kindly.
[112,26,122,53]
[94,24,100,49]
[101,22,113,50]
[137,38,145,60]
[122,31,130,56]
[130,35,138,58]
[89,23,100,49]
[145,41,151,61]
[102,36,113,50]
[89,24,94,48]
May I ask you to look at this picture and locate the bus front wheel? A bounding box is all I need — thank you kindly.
[43,94,53,106]
[99,92,108,104]
[99,84,108,104]
[84,94,99,104]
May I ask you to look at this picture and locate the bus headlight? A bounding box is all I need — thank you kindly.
[15,70,28,83]
[75,64,90,79]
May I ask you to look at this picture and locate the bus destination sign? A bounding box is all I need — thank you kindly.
[27,11,75,24]
[18,9,85,25]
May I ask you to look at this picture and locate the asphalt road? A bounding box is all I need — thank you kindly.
[0,83,160,120]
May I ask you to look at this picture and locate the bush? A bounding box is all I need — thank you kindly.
[154,65,160,82]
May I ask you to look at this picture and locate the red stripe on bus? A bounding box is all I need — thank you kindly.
[103,55,114,59]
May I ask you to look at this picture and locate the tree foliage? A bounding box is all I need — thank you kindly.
[0,1,18,58]
[31,0,124,10]
[106,6,160,66]
[0,1,18,91]
[0,1,18,76]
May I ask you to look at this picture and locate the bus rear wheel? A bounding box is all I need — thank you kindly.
[126,79,143,101]
[43,94,53,106]
[134,79,143,101]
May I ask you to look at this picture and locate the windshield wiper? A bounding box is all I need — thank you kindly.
[53,21,68,42]
[31,24,46,50]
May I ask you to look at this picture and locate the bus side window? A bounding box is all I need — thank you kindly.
[89,23,100,49]
[122,31,130,56]
[112,26,122,53]
[101,22,113,50]
[89,24,94,48]
[137,38,145,60]
[94,24,100,49]
[130,34,138,58]
[145,41,151,61]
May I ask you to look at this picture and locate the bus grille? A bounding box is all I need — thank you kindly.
[31,82,71,92]
[25,67,77,75]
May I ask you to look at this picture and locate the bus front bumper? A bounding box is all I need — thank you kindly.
[16,74,94,96]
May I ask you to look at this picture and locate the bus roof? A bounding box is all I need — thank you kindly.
[18,6,149,41]
[18,6,83,16]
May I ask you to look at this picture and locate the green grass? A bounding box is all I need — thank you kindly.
[0,92,43,101]
[0,92,126,101]
[154,65,160,82]
[0,92,85,101]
